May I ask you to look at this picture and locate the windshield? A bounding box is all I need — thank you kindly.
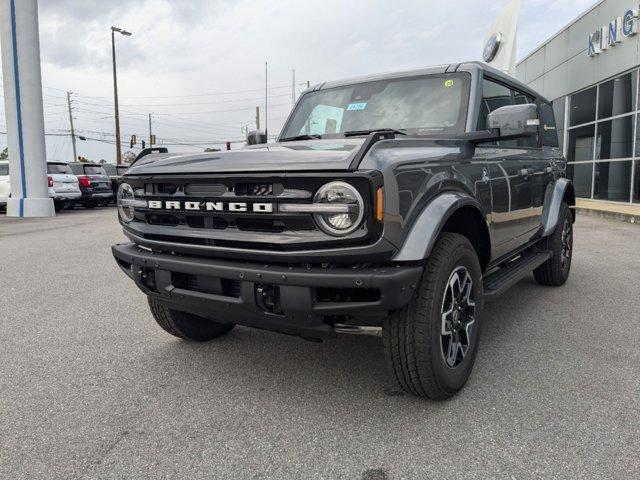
[103,165,116,175]
[47,163,73,174]
[280,73,469,140]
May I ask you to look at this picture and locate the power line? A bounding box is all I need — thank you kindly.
[118,92,291,108]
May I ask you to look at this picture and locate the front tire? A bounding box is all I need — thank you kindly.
[148,298,235,341]
[383,233,483,400]
[534,202,573,287]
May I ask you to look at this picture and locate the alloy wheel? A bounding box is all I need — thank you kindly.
[560,218,572,271]
[440,266,476,368]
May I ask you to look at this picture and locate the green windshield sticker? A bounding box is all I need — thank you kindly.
[347,102,367,111]
[443,79,455,88]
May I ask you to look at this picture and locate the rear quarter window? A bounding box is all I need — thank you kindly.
[0,164,8,176]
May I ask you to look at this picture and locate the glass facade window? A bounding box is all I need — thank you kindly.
[567,125,595,162]
[593,161,632,201]
[565,69,640,203]
[567,162,594,198]
[569,87,596,126]
[596,116,634,159]
[597,71,637,120]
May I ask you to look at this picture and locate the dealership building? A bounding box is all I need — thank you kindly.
[516,0,640,215]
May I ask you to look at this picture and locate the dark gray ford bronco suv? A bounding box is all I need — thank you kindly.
[113,62,575,400]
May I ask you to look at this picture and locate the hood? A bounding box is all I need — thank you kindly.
[126,139,367,175]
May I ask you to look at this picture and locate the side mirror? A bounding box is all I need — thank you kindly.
[246,129,267,145]
[487,104,539,139]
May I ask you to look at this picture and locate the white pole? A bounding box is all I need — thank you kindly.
[0,0,54,217]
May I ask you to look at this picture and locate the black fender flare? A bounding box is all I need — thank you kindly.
[392,191,487,262]
[540,178,575,237]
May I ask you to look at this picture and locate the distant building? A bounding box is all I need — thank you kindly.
[516,0,640,206]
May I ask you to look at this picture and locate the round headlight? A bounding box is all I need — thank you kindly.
[117,182,136,223]
[313,181,364,236]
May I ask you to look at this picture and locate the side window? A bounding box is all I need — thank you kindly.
[479,78,539,148]
[539,102,559,147]
[478,79,513,132]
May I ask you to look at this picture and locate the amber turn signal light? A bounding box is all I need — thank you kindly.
[375,187,384,222]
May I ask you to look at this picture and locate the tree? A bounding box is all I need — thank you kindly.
[0,147,7,160]
[122,150,137,164]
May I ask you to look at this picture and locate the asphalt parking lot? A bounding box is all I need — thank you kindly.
[1,209,639,479]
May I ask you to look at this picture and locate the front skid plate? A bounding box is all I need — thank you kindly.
[112,242,423,339]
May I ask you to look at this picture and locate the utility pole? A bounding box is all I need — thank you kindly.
[67,92,77,162]
[292,69,296,104]
[255,106,260,130]
[111,26,132,165]
[148,113,152,145]
[265,62,268,139]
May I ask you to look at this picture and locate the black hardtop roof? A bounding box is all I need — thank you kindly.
[309,61,549,104]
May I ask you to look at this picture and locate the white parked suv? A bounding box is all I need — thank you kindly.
[47,162,81,211]
[0,160,10,208]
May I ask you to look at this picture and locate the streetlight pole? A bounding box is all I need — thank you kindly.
[111,26,131,165]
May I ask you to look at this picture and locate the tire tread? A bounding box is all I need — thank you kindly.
[147,298,234,341]
[383,233,481,400]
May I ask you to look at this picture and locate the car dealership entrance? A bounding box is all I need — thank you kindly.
[516,0,640,211]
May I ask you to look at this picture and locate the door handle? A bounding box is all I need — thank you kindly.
[519,168,535,178]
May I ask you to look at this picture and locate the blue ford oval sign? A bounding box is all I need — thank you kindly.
[483,32,502,63]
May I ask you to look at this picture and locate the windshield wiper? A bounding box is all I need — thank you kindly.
[343,128,408,137]
[279,134,323,142]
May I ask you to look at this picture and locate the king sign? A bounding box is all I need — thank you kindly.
[588,6,639,57]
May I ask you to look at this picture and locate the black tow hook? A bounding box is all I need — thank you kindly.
[255,284,282,315]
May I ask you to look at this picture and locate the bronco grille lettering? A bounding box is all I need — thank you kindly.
[147,200,274,213]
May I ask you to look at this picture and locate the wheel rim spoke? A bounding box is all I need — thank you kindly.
[440,266,476,369]
[560,218,572,270]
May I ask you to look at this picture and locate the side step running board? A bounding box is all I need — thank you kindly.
[483,250,552,302]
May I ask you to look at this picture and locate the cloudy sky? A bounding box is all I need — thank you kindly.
[0,0,595,163]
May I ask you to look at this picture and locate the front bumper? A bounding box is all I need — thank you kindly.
[112,242,423,340]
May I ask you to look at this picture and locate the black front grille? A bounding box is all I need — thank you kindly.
[234,183,284,196]
[125,172,383,251]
